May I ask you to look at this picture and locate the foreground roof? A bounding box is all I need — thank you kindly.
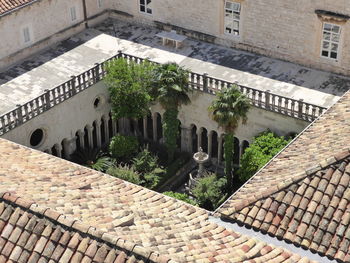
[218,90,350,260]
[0,0,35,15]
[0,138,315,262]
[0,193,156,262]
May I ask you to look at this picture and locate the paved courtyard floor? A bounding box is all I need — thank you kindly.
[1,18,349,115]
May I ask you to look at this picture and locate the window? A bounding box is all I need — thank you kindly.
[224,1,241,36]
[70,6,77,21]
[97,0,102,8]
[23,27,31,43]
[139,0,152,15]
[321,23,341,60]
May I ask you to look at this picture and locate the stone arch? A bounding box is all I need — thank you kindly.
[200,127,208,153]
[210,130,219,158]
[190,124,198,153]
[92,121,98,148]
[101,116,106,146]
[75,131,81,150]
[241,140,250,156]
[147,111,153,141]
[233,137,240,165]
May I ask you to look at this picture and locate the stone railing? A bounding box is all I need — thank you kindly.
[0,51,326,136]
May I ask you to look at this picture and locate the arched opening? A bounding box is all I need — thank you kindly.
[156,113,162,142]
[233,137,240,165]
[176,119,182,149]
[75,131,81,150]
[51,145,58,156]
[147,112,153,141]
[92,121,98,148]
[138,118,144,138]
[242,140,250,156]
[200,128,208,153]
[84,127,89,148]
[211,131,218,158]
[108,113,114,139]
[61,140,65,159]
[191,125,198,153]
[221,135,225,161]
[101,117,106,146]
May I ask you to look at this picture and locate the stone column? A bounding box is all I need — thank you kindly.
[152,113,157,142]
[218,135,223,164]
[77,129,85,149]
[143,116,148,139]
[197,129,202,152]
[208,132,213,158]
[95,119,102,148]
[62,137,77,159]
[54,143,62,158]
[103,115,109,144]
[180,125,192,153]
[112,118,117,136]
[86,124,94,149]
[118,118,130,135]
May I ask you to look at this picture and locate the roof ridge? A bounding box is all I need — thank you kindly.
[219,148,350,216]
[0,191,177,263]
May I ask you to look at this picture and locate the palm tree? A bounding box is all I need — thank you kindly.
[152,63,192,162]
[209,85,250,193]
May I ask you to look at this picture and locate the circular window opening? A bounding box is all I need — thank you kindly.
[30,129,44,147]
[94,97,101,108]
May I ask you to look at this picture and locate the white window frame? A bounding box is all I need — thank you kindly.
[320,22,341,60]
[70,6,77,21]
[139,0,152,15]
[97,0,103,8]
[224,1,241,36]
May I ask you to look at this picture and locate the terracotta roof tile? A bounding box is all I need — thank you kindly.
[0,0,36,15]
[0,138,314,262]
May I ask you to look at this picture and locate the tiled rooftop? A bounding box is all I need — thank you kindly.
[0,0,35,15]
[223,152,350,262]
[0,138,316,262]
[0,192,162,262]
[1,18,350,115]
[218,89,350,217]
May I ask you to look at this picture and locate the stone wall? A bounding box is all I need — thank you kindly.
[113,0,350,76]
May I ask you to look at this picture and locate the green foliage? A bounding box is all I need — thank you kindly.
[209,85,250,193]
[163,191,197,206]
[238,131,291,182]
[152,63,191,162]
[105,58,156,120]
[162,108,180,162]
[107,164,142,185]
[132,148,165,189]
[71,148,114,172]
[109,135,139,160]
[151,63,191,108]
[208,85,250,132]
[192,173,227,210]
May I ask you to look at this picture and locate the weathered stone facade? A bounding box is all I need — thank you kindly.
[114,0,350,76]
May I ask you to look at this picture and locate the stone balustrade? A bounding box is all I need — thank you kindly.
[0,51,327,136]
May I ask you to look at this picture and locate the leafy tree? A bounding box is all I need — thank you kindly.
[109,135,139,160]
[152,63,191,162]
[71,148,114,172]
[192,173,227,210]
[107,164,142,185]
[105,58,156,133]
[163,191,197,206]
[238,131,291,182]
[208,85,250,193]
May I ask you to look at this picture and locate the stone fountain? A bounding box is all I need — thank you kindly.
[193,147,209,177]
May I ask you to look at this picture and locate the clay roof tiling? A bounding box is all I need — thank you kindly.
[0,138,316,262]
[0,0,36,15]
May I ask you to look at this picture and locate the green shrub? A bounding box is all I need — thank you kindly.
[132,147,165,189]
[192,173,227,210]
[163,191,197,206]
[238,131,291,182]
[132,147,159,173]
[107,164,143,185]
[109,135,139,160]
